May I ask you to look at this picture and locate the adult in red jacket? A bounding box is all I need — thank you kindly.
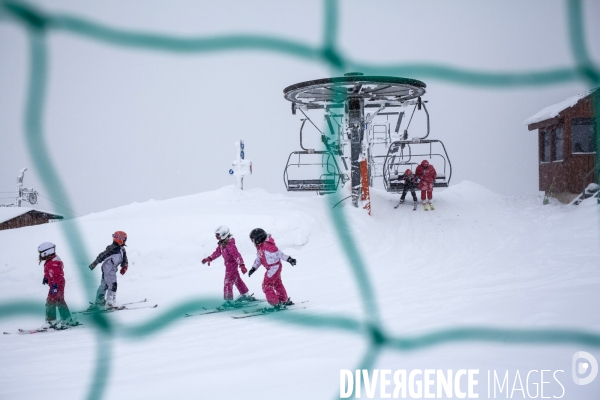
[415,159,437,209]
[38,242,75,328]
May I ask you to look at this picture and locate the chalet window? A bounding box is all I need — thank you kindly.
[553,125,564,161]
[541,130,550,162]
[571,118,596,153]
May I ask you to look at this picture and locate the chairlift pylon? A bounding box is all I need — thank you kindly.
[282,73,428,206]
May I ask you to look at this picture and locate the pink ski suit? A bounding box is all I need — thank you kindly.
[208,238,249,300]
[251,237,290,305]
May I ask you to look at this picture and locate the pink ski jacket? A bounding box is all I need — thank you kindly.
[251,237,289,278]
[209,238,245,272]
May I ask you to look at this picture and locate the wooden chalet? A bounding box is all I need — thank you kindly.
[525,88,599,203]
[0,208,64,231]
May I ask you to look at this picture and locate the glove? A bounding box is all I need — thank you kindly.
[120,266,128,275]
[287,256,296,266]
[50,283,58,295]
[42,276,48,285]
[240,264,247,274]
[89,261,98,270]
[248,267,257,277]
[201,257,211,266]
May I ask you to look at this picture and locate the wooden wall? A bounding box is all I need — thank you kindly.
[0,211,63,231]
[530,93,598,197]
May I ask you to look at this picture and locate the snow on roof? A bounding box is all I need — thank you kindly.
[524,87,598,126]
[0,207,63,224]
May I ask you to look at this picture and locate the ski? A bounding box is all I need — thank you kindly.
[184,299,265,317]
[232,306,306,319]
[74,298,147,314]
[232,301,308,319]
[4,323,84,335]
[81,303,158,315]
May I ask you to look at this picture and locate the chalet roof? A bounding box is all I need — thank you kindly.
[524,87,598,126]
[0,207,64,224]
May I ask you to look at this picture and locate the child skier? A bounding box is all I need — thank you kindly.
[415,159,437,210]
[202,226,253,307]
[248,228,296,310]
[88,231,129,309]
[394,169,419,210]
[38,242,78,329]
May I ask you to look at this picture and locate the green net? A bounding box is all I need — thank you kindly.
[1,1,599,399]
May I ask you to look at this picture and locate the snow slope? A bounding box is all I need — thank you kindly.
[0,183,599,399]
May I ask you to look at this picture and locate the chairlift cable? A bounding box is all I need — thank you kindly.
[37,193,82,216]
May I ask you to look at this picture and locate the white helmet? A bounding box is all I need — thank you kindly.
[37,242,56,258]
[214,226,231,240]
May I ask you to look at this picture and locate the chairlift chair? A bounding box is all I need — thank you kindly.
[383,139,452,193]
[283,150,347,194]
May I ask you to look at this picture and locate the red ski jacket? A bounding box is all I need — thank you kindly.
[44,254,65,286]
[416,164,437,189]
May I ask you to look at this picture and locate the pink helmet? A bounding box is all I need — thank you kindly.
[405,169,412,175]
[421,160,430,167]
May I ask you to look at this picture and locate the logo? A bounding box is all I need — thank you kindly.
[572,351,598,385]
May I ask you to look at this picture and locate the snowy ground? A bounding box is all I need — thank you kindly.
[0,182,599,399]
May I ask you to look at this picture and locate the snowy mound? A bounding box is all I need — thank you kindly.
[1,182,599,399]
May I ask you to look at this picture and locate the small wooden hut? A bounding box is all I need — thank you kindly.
[0,208,64,231]
[525,88,598,203]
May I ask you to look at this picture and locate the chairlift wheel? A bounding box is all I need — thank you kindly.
[28,192,38,204]
[283,76,426,108]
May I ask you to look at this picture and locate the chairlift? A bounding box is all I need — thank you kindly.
[283,150,347,194]
[383,139,452,192]
[283,116,348,194]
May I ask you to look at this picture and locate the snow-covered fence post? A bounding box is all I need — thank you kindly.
[229,140,252,190]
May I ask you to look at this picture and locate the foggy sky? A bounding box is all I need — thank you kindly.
[1,0,598,216]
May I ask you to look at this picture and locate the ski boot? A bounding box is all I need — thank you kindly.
[413,201,417,211]
[423,201,429,211]
[85,301,104,312]
[104,299,124,311]
[220,300,237,309]
[235,293,256,303]
[428,201,435,210]
[38,320,58,331]
[56,318,79,329]
[281,298,294,307]
[394,199,404,209]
